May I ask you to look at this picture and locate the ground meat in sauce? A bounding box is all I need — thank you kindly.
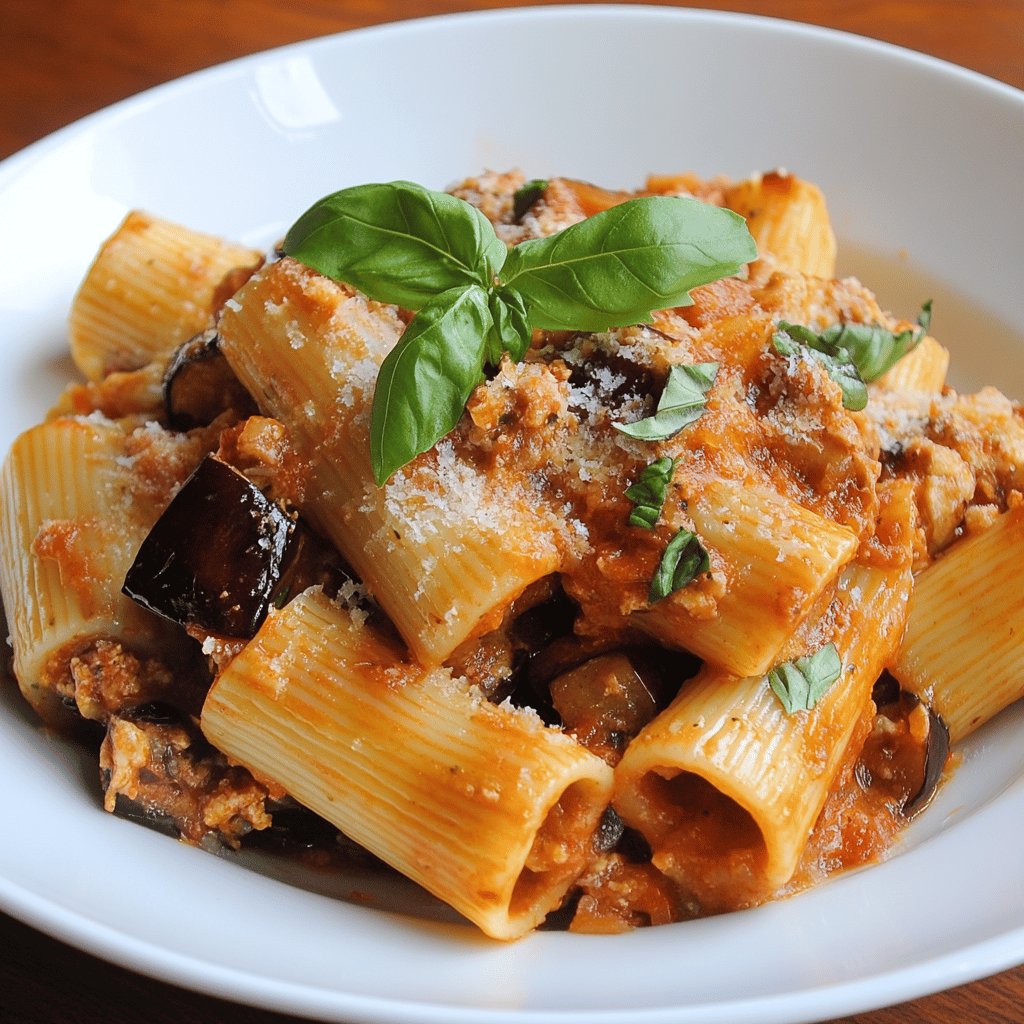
[100,714,273,847]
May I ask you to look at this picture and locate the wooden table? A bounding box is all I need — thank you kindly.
[1,2,1022,1023]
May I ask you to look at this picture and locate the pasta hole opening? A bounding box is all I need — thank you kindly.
[509,779,601,920]
[639,768,770,912]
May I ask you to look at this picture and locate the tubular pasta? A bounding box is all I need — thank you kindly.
[69,211,261,380]
[633,479,859,678]
[201,588,613,940]
[0,417,189,723]
[217,258,561,666]
[614,561,912,911]
[890,505,1024,743]
[873,334,949,393]
[723,171,836,278]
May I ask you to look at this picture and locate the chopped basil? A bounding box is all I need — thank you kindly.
[773,325,868,411]
[649,528,709,603]
[614,362,719,441]
[625,456,678,529]
[773,301,932,412]
[767,643,843,714]
[818,300,932,382]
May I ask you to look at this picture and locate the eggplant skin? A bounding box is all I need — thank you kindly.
[122,454,298,637]
[903,707,951,819]
[162,328,256,430]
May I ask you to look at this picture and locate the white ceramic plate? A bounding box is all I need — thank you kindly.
[1,6,1023,1023]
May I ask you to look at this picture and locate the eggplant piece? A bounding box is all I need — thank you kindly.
[865,679,951,818]
[592,805,626,854]
[549,653,659,765]
[108,791,182,840]
[123,454,301,638]
[100,710,270,847]
[902,704,950,818]
[248,797,343,852]
[163,328,256,430]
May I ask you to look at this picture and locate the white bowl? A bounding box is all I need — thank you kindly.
[1,7,1023,1023]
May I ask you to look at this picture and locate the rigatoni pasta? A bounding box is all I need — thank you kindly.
[614,560,912,911]
[889,504,1024,743]
[2,163,1022,940]
[202,588,613,940]
[216,259,562,666]
[69,211,261,380]
[0,416,207,724]
[633,479,859,678]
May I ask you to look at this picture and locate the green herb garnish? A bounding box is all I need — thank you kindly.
[649,528,709,602]
[284,181,756,484]
[512,178,548,221]
[772,325,868,410]
[767,643,842,714]
[818,299,932,381]
[614,363,719,441]
[773,301,932,412]
[283,181,506,311]
[499,205,754,332]
[625,456,678,529]
[369,285,492,481]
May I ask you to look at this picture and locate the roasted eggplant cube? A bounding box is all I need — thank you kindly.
[163,328,256,430]
[123,454,299,637]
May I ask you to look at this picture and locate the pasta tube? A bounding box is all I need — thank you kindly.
[873,334,949,393]
[69,212,261,380]
[614,560,912,911]
[218,259,561,666]
[201,588,614,940]
[634,479,859,678]
[890,505,1024,742]
[0,418,186,723]
[723,171,836,278]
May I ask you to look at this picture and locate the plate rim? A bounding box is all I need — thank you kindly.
[1,6,1023,1023]
[2,3,1021,189]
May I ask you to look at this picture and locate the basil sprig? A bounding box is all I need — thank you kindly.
[649,528,709,602]
[767,643,842,714]
[625,456,678,529]
[614,362,719,441]
[501,200,755,332]
[284,182,756,484]
[773,301,932,412]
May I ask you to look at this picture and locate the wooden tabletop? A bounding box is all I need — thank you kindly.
[1,2,1022,1023]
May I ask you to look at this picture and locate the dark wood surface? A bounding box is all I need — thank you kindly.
[1,2,1022,1022]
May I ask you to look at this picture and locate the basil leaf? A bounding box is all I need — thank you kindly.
[500,196,756,332]
[513,178,548,221]
[773,324,868,411]
[615,362,718,441]
[625,456,678,528]
[284,181,507,311]
[819,300,933,382]
[485,288,532,364]
[773,301,932,411]
[767,643,842,714]
[649,528,709,602]
[370,285,491,485]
